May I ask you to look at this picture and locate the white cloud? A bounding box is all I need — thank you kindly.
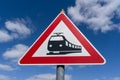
[0,74,11,80]
[113,77,120,80]
[0,30,13,42]
[67,0,120,33]
[0,64,15,71]
[94,77,120,80]
[26,73,71,80]
[0,18,32,43]
[5,18,31,38]
[3,44,29,62]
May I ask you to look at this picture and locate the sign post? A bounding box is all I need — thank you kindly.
[56,65,65,80]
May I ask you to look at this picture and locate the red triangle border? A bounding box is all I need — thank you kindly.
[19,12,106,65]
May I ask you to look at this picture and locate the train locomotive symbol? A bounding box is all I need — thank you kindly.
[47,33,82,55]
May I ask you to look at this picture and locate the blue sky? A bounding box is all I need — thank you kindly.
[0,0,120,80]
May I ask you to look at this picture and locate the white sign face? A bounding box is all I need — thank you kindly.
[33,21,90,57]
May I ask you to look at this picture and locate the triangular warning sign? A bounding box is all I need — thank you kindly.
[19,11,106,65]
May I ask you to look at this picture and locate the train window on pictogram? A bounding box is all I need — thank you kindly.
[69,43,71,47]
[72,45,74,48]
[75,46,77,48]
[50,36,64,41]
[65,41,68,46]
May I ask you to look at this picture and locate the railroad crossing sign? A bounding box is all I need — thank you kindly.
[19,11,106,65]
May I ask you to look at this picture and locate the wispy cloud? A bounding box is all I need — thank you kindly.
[0,74,11,80]
[0,64,15,71]
[26,73,71,80]
[0,30,12,42]
[3,44,29,62]
[94,76,120,80]
[112,77,120,80]
[0,18,33,42]
[5,18,31,38]
[67,0,120,33]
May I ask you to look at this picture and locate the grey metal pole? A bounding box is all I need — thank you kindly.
[56,65,65,80]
